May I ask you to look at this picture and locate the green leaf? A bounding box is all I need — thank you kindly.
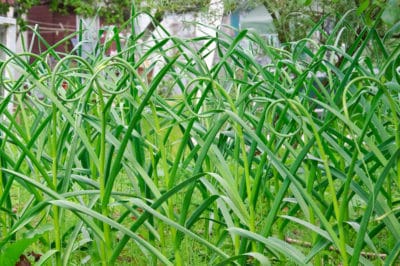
[298,0,313,5]
[0,235,39,266]
[228,227,311,265]
[384,240,400,266]
[36,250,58,266]
[357,0,370,15]
[382,0,400,26]
[49,199,172,265]
[214,252,271,266]
[130,198,229,260]
[23,224,53,239]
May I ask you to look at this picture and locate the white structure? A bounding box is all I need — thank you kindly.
[196,0,224,69]
[76,15,100,58]
[239,5,279,47]
[0,15,16,57]
[0,14,16,102]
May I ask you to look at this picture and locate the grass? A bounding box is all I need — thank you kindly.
[0,6,399,266]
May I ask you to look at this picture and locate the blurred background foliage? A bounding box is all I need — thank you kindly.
[0,0,399,44]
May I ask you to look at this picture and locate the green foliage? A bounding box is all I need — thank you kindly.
[145,0,211,13]
[48,0,135,24]
[0,0,212,27]
[248,0,399,43]
[0,6,399,266]
[0,237,38,265]
[0,0,37,27]
[0,226,51,266]
[381,0,400,26]
[1,0,398,46]
[49,0,97,17]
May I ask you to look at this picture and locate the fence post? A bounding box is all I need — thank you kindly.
[0,16,17,114]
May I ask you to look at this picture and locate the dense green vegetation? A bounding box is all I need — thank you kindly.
[0,5,399,266]
[2,0,399,44]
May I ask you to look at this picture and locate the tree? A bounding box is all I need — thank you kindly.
[247,0,399,44]
[0,0,132,26]
[0,0,213,26]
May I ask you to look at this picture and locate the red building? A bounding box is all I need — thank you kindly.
[27,3,77,54]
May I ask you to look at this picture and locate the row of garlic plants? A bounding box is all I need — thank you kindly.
[0,9,399,266]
